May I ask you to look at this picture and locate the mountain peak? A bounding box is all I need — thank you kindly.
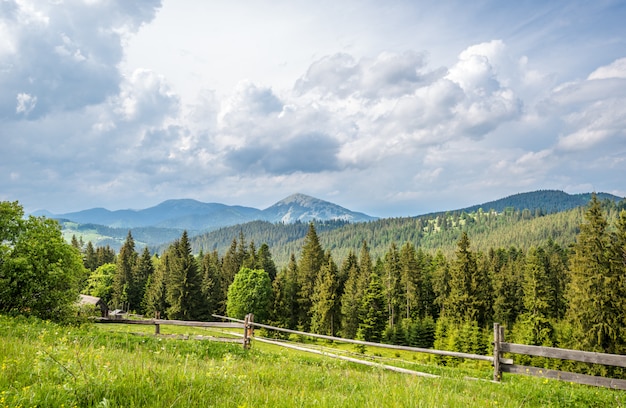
[264,193,377,223]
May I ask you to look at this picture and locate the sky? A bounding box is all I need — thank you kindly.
[1,0,626,218]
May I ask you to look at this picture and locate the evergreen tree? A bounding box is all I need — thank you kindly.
[256,243,278,281]
[445,232,491,327]
[383,243,402,329]
[566,195,623,354]
[200,250,222,318]
[84,241,98,271]
[96,245,116,267]
[112,231,137,311]
[310,253,340,336]
[513,247,554,346]
[130,247,154,315]
[491,247,523,327]
[166,231,203,320]
[399,242,421,320]
[356,271,388,342]
[432,250,450,317]
[271,254,300,329]
[296,222,325,330]
[221,238,243,304]
[143,252,168,318]
[340,251,362,338]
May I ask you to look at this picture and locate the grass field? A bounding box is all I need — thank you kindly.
[1,315,625,407]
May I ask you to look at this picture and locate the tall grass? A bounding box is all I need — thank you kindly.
[1,315,624,407]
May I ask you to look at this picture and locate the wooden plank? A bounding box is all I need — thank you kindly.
[501,364,626,390]
[211,315,494,362]
[500,342,626,368]
[94,318,244,329]
[254,337,439,378]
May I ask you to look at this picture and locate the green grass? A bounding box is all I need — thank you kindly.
[1,315,625,407]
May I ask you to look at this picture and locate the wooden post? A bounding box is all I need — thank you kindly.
[493,323,501,382]
[243,314,250,350]
[248,314,254,340]
[155,323,160,335]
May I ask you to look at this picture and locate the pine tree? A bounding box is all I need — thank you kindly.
[445,232,491,327]
[112,231,137,311]
[566,195,623,354]
[130,247,154,315]
[310,253,340,336]
[142,252,168,318]
[356,271,388,343]
[383,243,402,329]
[513,247,554,346]
[271,254,300,329]
[256,243,278,281]
[200,250,222,318]
[399,242,421,320]
[340,251,361,338]
[296,222,325,330]
[84,241,98,271]
[166,231,203,320]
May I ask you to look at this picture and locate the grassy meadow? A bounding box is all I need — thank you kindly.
[1,315,625,407]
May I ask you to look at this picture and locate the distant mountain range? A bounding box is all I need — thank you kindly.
[35,190,623,251]
[37,193,377,231]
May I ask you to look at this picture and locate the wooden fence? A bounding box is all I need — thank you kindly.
[493,323,626,390]
[94,316,626,390]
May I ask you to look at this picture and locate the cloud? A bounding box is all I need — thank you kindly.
[588,57,626,80]
[0,0,162,120]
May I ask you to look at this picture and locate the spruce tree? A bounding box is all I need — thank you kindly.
[166,231,203,320]
[445,232,491,327]
[142,252,168,318]
[310,253,340,336]
[566,195,623,354]
[356,271,388,343]
[271,254,300,329]
[340,251,362,338]
[112,231,137,311]
[383,243,402,329]
[84,241,97,271]
[200,250,222,318]
[296,222,325,330]
[256,243,278,281]
[130,247,154,315]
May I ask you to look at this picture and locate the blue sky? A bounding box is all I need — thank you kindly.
[1,0,625,217]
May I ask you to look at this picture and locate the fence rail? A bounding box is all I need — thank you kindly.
[94,316,626,390]
[493,323,626,390]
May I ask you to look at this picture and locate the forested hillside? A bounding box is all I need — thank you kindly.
[186,203,617,268]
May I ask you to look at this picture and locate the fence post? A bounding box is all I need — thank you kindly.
[243,314,250,350]
[493,323,501,382]
[248,314,254,340]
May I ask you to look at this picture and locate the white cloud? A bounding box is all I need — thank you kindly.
[15,93,37,115]
[588,57,626,80]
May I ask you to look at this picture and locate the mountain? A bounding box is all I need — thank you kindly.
[261,193,377,223]
[430,190,624,216]
[51,199,263,231]
[39,189,622,253]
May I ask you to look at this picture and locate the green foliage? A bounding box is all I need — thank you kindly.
[83,263,116,304]
[0,202,86,321]
[356,271,387,342]
[165,231,203,320]
[310,254,340,336]
[226,267,272,322]
[565,195,625,354]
